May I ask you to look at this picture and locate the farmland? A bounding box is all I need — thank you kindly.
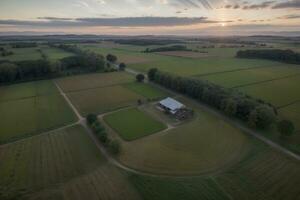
[0,125,140,200]
[104,108,167,141]
[0,37,300,200]
[0,80,77,143]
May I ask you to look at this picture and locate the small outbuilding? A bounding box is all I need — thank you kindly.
[158,97,185,115]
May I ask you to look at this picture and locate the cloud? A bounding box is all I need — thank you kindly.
[272,0,300,9]
[277,14,300,19]
[0,17,230,27]
[223,1,275,10]
[172,0,213,9]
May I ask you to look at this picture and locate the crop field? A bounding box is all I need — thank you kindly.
[130,174,230,200]
[104,108,166,141]
[57,72,134,92]
[68,85,143,116]
[129,56,279,76]
[0,47,42,61]
[119,97,252,175]
[41,46,74,60]
[216,142,300,200]
[200,64,300,88]
[125,82,168,100]
[237,75,300,107]
[0,125,140,200]
[0,80,77,143]
[156,51,211,58]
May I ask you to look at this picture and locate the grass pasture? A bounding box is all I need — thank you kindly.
[237,75,300,107]
[0,47,42,61]
[41,46,74,60]
[125,82,168,100]
[104,108,167,141]
[68,85,143,116]
[279,102,300,131]
[0,80,77,143]
[199,64,300,88]
[57,72,134,92]
[119,97,251,175]
[129,57,280,76]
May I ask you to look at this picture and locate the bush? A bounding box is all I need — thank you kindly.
[278,120,295,137]
[119,63,126,71]
[148,68,158,81]
[108,140,121,155]
[136,74,145,82]
[248,105,277,129]
[87,113,98,125]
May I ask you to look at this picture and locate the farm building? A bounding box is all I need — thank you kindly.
[158,97,185,114]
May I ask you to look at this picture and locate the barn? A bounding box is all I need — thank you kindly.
[158,97,185,115]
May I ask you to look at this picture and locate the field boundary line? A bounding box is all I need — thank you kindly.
[231,73,300,89]
[277,99,300,109]
[0,122,79,147]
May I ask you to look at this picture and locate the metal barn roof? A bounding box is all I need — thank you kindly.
[159,97,184,111]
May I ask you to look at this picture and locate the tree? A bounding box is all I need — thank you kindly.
[119,63,126,71]
[148,68,158,81]
[222,98,237,117]
[106,54,117,63]
[87,113,98,125]
[278,120,295,137]
[248,105,276,129]
[108,140,121,155]
[136,74,145,82]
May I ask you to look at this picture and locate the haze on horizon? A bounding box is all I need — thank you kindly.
[0,0,300,36]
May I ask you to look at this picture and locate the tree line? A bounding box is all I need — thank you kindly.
[148,68,280,130]
[144,45,190,53]
[0,44,106,84]
[10,42,38,48]
[236,49,300,64]
[0,47,14,57]
[87,114,121,155]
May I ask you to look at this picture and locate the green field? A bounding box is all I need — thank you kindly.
[279,102,300,131]
[104,108,167,141]
[68,85,143,116]
[0,125,140,200]
[57,72,134,92]
[237,75,300,107]
[200,65,300,88]
[41,46,74,60]
[0,80,77,143]
[0,47,42,61]
[119,97,251,175]
[125,82,168,100]
[129,57,280,76]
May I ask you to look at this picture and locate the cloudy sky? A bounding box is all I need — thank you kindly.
[0,0,299,35]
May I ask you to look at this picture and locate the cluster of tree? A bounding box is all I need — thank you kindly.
[0,59,58,83]
[53,44,106,72]
[10,42,38,48]
[0,47,14,57]
[136,74,145,82]
[236,49,300,64]
[148,68,279,130]
[106,54,117,63]
[144,45,190,53]
[113,39,184,46]
[87,114,121,155]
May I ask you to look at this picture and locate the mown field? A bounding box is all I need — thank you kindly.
[125,82,168,100]
[0,80,77,144]
[0,125,140,200]
[104,108,167,141]
[40,46,74,60]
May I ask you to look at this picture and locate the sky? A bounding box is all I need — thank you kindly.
[0,0,299,35]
